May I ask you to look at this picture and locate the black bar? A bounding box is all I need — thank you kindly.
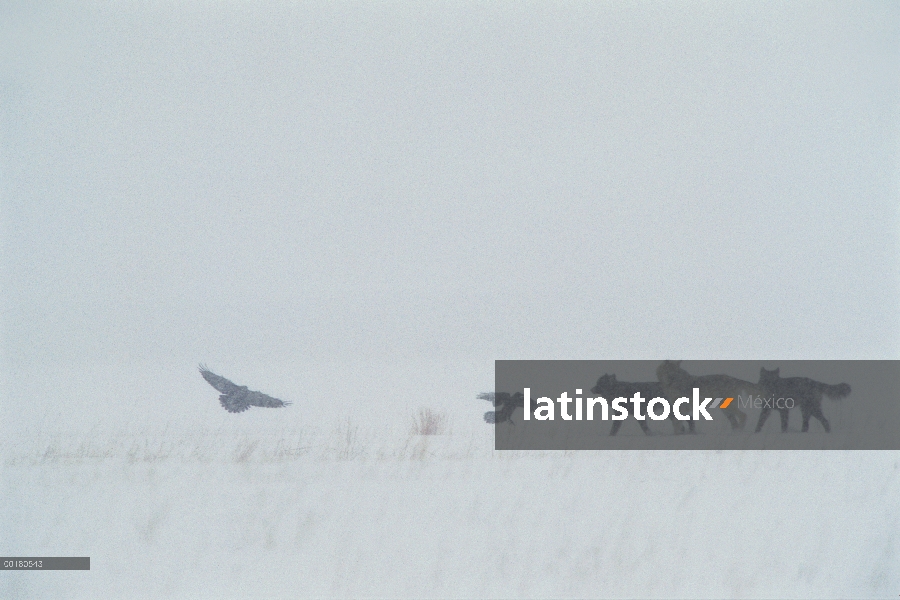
[494,360,900,450]
[1,558,90,570]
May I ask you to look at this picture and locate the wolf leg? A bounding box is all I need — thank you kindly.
[755,408,771,433]
[807,407,830,433]
[800,405,819,432]
[779,409,789,432]
[724,406,747,430]
[639,419,652,436]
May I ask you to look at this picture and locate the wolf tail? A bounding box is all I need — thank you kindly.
[819,382,851,399]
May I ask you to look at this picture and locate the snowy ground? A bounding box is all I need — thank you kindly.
[3,419,899,599]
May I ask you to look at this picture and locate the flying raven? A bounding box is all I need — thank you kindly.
[479,391,522,424]
[199,365,292,413]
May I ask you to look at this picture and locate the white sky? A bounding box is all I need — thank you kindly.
[2,2,898,432]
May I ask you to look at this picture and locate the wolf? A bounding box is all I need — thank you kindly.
[753,367,851,433]
[590,374,688,435]
[656,360,753,430]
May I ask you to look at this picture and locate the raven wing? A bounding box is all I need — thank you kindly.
[247,390,291,409]
[478,392,512,407]
[199,365,242,394]
[477,392,497,406]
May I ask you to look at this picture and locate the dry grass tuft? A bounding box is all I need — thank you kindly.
[410,407,448,436]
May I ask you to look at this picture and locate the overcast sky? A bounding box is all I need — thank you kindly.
[2,2,898,431]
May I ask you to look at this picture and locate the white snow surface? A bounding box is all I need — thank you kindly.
[3,418,899,599]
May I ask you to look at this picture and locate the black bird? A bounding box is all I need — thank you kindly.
[199,365,292,413]
[479,391,522,424]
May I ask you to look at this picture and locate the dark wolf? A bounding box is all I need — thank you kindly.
[199,365,292,413]
[591,374,688,436]
[656,360,753,431]
[753,367,850,433]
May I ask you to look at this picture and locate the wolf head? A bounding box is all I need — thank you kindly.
[656,360,688,387]
[759,367,780,385]
[591,373,617,394]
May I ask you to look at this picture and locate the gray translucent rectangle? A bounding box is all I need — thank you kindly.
[493,360,900,450]
[0,557,90,570]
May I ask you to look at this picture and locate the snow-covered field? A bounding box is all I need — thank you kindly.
[3,419,899,599]
[4,1,898,597]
